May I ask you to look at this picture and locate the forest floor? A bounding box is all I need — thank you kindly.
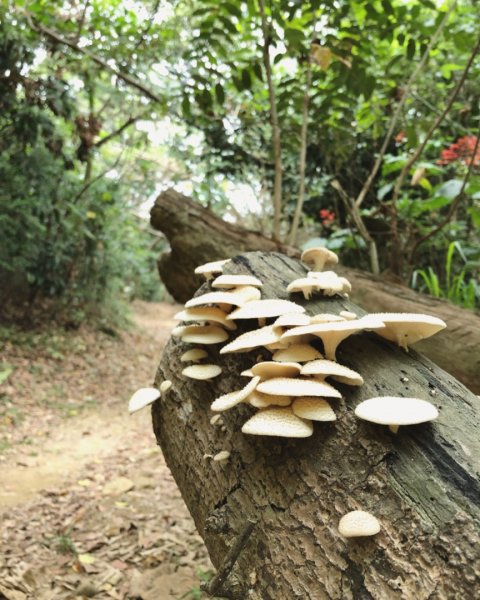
[0,301,213,600]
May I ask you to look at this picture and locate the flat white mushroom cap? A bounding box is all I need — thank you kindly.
[194,259,230,277]
[370,313,447,348]
[272,344,323,363]
[220,325,281,354]
[338,510,381,538]
[354,396,439,426]
[180,348,209,362]
[257,377,342,398]
[212,274,263,289]
[292,397,336,421]
[251,361,302,379]
[227,299,305,321]
[301,360,364,386]
[182,364,222,380]
[211,376,261,411]
[246,390,292,408]
[128,387,160,414]
[242,407,313,438]
[310,313,346,324]
[272,313,311,331]
[179,325,229,344]
[185,286,261,309]
[174,307,237,330]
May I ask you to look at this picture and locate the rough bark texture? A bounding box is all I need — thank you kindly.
[152,251,479,600]
[150,189,480,393]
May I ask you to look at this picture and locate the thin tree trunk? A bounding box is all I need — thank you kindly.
[258,0,283,241]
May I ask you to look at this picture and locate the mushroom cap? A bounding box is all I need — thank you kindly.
[194,259,230,277]
[339,310,357,320]
[241,407,313,438]
[179,324,230,344]
[128,387,160,414]
[354,396,439,426]
[246,390,292,408]
[174,307,237,330]
[213,450,231,462]
[182,364,222,380]
[272,344,323,363]
[272,313,311,332]
[338,510,381,538]
[160,380,172,393]
[286,278,321,298]
[257,377,342,398]
[180,348,209,362]
[281,315,385,360]
[227,299,305,321]
[370,313,447,349]
[310,313,346,324]
[251,361,302,379]
[185,286,261,309]
[220,325,281,354]
[301,360,364,386]
[292,397,336,421]
[301,247,338,271]
[211,376,261,411]
[212,274,263,289]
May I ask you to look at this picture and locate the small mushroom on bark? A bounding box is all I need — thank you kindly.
[194,259,231,280]
[354,396,439,434]
[128,387,160,414]
[338,510,381,538]
[182,365,222,380]
[241,407,313,438]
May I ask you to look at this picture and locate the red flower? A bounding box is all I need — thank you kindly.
[319,209,335,225]
[395,131,406,144]
[438,135,480,166]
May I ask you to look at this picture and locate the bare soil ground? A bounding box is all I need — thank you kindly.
[0,301,212,600]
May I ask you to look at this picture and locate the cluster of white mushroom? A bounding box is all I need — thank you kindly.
[163,248,446,440]
[128,248,448,538]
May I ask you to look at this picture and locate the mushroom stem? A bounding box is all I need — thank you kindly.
[389,424,400,434]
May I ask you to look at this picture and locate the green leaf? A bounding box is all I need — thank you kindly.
[406,38,415,60]
[215,83,225,105]
[223,2,242,19]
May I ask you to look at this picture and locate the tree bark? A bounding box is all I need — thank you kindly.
[152,251,479,599]
[150,189,480,393]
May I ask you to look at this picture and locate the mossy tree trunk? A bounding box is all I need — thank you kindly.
[150,189,480,393]
[152,251,480,600]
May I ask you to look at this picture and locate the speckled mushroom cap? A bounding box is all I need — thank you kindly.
[194,259,231,279]
[211,376,261,411]
[338,510,381,538]
[288,271,347,298]
[257,377,342,398]
[301,247,339,272]
[246,390,292,408]
[281,315,385,361]
[286,277,324,300]
[251,361,302,379]
[292,397,336,421]
[301,360,364,386]
[174,307,237,330]
[220,325,282,353]
[272,344,323,363]
[212,274,263,289]
[182,364,222,380]
[354,396,439,427]
[185,286,261,309]
[241,407,313,438]
[180,348,209,362]
[370,313,447,349]
[179,324,230,344]
[128,387,160,414]
[272,313,311,332]
[227,299,306,321]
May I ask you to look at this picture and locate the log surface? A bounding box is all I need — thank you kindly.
[150,188,480,393]
[152,251,480,600]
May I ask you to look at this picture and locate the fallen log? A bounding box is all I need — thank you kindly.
[150,189,480,393]
[152,251,479,600]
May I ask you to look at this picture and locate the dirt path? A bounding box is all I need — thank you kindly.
[0,301,212,600]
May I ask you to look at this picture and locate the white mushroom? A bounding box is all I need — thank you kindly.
[227,299,305,323]
[185,286,261,309]
[354,396,439,433]
[128,387,160,414]
[250,361,302,379]
[301,360,364,386]
[180,348,209,362]
[160,380,172,393]
[182,364,222,380]
[272,344,323,363]
[211,376,261,411]
[301,247,339,272]
[179,325,229,345]
[220,325,282,354]
[292,397,336,421]
[370,313,447,350]
[212,274,263,289]
[174,307,237,330]
[194,259,231,280]
[213,450,231,462]
[257,377,342,399]
[338,510,381,538]
[241,407,313,438]
[246,390,292,408]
